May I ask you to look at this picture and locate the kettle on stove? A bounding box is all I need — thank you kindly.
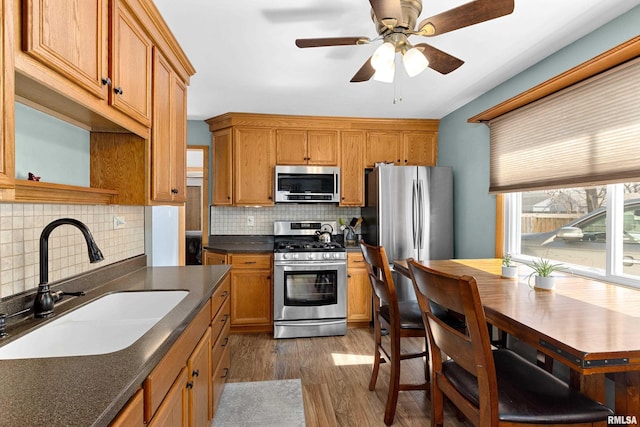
[315,224,333,243]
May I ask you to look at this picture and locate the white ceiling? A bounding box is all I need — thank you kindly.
[153,0,640,121]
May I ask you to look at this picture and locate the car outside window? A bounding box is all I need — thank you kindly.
[506,183,640,287]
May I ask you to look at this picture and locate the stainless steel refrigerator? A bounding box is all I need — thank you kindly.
[363,164,453,301]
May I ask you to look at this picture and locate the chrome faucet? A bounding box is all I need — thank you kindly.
[34,218,104,318]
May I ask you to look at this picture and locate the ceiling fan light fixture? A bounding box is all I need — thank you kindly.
[373,61,395,83]
[402,47,429,77]
[371,42,396,71]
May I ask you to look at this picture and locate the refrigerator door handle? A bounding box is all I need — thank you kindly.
[412,179,418,249]
[418,178,425,250]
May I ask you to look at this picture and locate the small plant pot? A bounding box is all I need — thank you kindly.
[501,265,518,279]
[534,275,555,290]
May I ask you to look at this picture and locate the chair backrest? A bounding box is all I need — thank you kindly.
[359,241,399,324]
[407,258,499,424]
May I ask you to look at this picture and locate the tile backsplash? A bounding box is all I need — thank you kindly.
[210,205,362,235]
[0,204,145,298]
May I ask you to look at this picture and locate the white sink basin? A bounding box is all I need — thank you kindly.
[0,290,188,359]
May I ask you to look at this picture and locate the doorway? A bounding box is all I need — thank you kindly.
[185,145,209,265]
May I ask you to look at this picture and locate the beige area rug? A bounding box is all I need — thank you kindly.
[211,379,306,427]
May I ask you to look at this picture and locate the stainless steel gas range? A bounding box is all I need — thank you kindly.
[273,220,347,339]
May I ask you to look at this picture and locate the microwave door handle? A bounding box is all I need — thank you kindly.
[335,171,339,196]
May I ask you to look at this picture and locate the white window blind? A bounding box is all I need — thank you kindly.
[488,57,640,193]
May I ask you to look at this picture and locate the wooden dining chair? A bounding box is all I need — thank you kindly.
[406,258,614,427]
[359,241,429,425]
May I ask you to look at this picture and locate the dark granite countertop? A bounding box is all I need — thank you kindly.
[0,263,231,427]
[204,235,274,253]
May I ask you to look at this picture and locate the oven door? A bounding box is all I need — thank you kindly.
[273,260,347,322]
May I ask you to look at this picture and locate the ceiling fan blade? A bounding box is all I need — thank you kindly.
[417,0,514,36]
[295,37,370,48]
[350,57,375,82]
[369,0,403,25]
[415,43,464,74]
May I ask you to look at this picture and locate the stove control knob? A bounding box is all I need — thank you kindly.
[334,253,340,259]
[323,253,330,259]
[283,253,290,259]
[307,253,313,260]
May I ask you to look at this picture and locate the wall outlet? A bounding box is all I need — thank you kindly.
[113,216,126,229]
[246,215,255,227]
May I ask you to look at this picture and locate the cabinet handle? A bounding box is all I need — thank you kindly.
[101,77,111,86]
[266,276,270,280]
[186,381,194,389]
[171,188,179,194]
[221,290,229,297]
[268,196,273,200]
[221,337,229,347]
[192,369,200,377]
[221,368,229,379]
[227,196,231,200]
[348,274,352,278]
[114,87,123,95]
[222,314,229,323]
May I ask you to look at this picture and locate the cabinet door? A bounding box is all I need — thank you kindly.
[307,130,338,165]
[149,54,187,204]
[149,368,188,427]
[111,388,144,427]
[347,253,372,323]
[230,270,271,326]
[188,329,210,427]
[212,129,233,205]
[0,0,14,191]
[110,0,152,127]
[22,0,108,100]
[233,127,275,206]
[339,131,364,206]
[365,131,401,167]
[403,131,437,166]
[203,251,227,266]
[275,129,307,165]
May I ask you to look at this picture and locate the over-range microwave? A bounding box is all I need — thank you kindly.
[274,165,340,203]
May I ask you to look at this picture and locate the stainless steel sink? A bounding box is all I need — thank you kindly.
[0,290,188,359]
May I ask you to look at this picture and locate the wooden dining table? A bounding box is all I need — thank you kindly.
[393,258,640,419]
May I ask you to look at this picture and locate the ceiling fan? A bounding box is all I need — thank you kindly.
[295,0,515,82]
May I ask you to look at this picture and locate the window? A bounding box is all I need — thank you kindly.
[505,183,640,287]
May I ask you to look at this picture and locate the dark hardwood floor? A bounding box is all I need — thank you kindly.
[226,328,472,426]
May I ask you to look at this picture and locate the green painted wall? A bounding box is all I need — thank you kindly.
[438,5,640,258]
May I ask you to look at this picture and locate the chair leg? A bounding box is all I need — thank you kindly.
[383,334,401,425]
[369,321,382,390]
[431,381,444,427]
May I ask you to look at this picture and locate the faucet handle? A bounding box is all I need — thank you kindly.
[0,314,8,338]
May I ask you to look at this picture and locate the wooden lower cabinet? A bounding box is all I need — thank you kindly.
[132,275,232,427]
[229,253,272,332]
[110,388,144,427]
[203,250,227,266]
[188,330,211,427]
[347,252,372,325]
[148,368,188,427]
[210,276,231,418]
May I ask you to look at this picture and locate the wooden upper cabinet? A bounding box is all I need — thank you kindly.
[276,129,338,165]
[110,0,152,127]
[0,0,14,192]
[340,130,364,206]
[403,131,437,166]
[151,48,186,204]
[233,127,275,206]
[365,131,401,166]
[212,128,233,205]
[21,0,109,100]
[366,130,438,167]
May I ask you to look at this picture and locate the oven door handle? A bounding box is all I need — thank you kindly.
[275,319,346,327]
[276,262,347,268]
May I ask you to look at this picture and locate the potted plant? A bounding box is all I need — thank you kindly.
[501,253,518,278]
[526,258,565,290]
